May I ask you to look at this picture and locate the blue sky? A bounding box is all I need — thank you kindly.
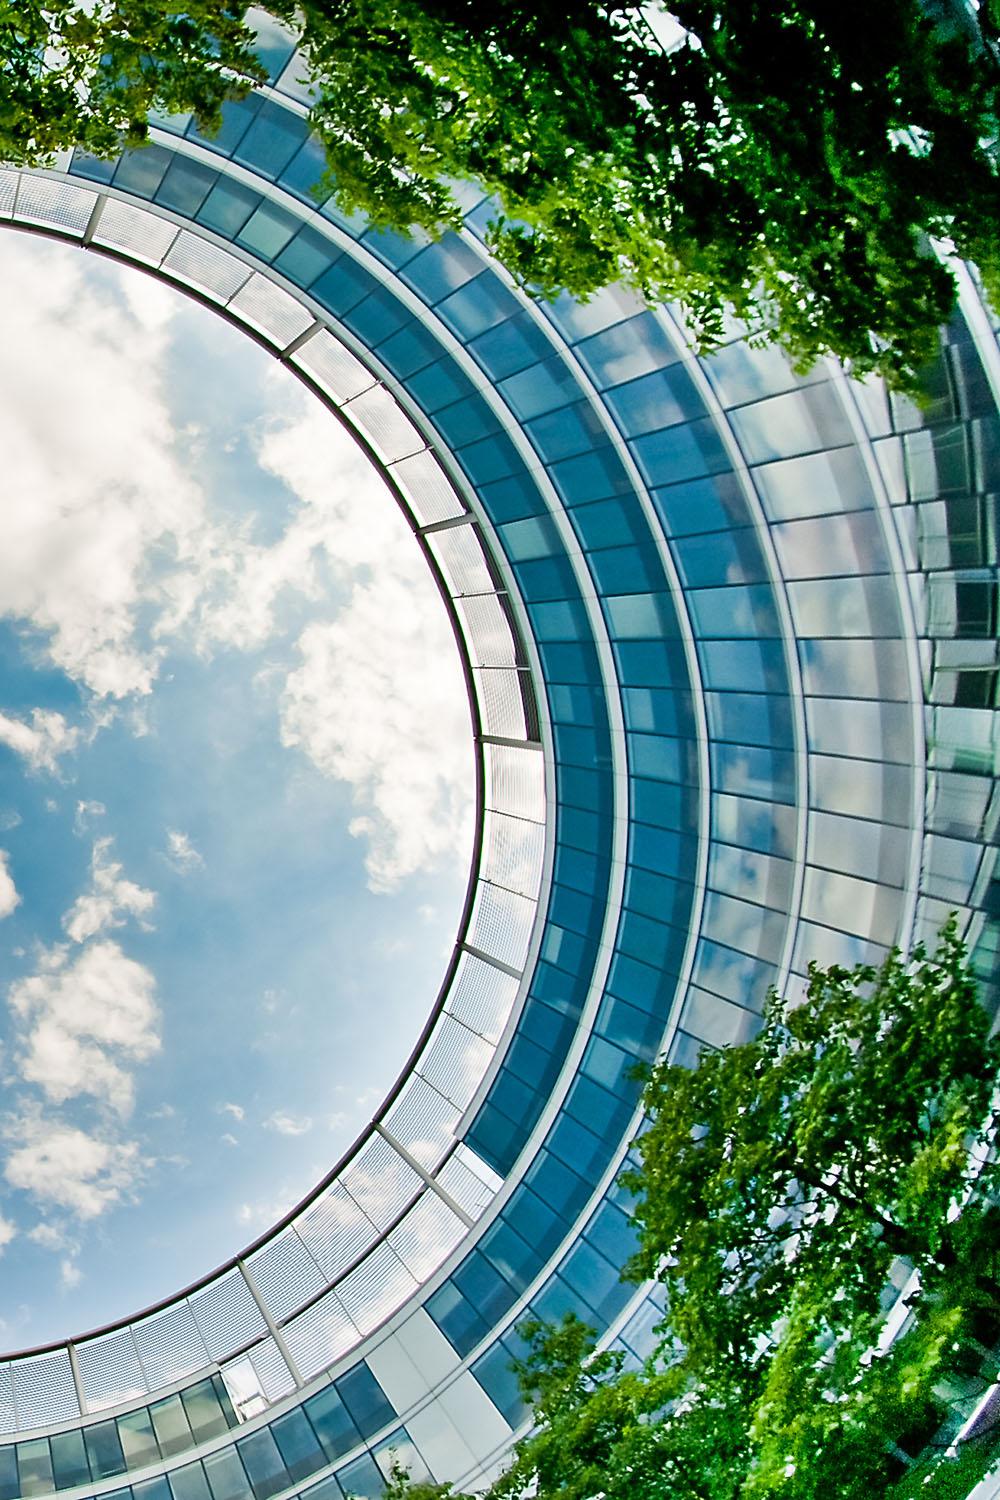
[0,232,474,1344]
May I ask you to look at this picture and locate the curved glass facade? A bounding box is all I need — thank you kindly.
[0,16,997,1498]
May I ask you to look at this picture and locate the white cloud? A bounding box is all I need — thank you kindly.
[264,1110,312,1137]
[221,1132,239,1148]
[0,709,80,774]
[0,1215,16,1253]
[63,837,156,944]
[220,1102,245,1122]
[74,800,106,833]
[27,1222,75,1253]
[60,1258,82,1290]
[281,584,473,891]
[0,851,20,920]
[9,939,160,1115]
[0,810,21,832]
[4,1115,146,1220]
[164,829,203,875]
[0,237,212,700]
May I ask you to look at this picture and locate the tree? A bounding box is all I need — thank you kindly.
[381,924,1000,1499]
[1,2,998,388]
[0,1,265,161]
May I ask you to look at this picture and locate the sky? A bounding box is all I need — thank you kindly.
[0,231,475,1346]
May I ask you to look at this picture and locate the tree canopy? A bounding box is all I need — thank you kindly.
[1,2,998,387]
[391,923,1000,1499]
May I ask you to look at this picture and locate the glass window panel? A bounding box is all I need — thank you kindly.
[705,338,805,406]
[805,695,913,763]
[187,94,261,153]
[673,527,768,586]
[336,1454,385,1499]
[754,447,875,521]
[650,471,749,536]
[809,809,909,887]
[236,200,298,260]
[0,1451,16,1500]
[786,575,902,637]
[687,583,781,638]
[134,1479,173,1500]
[711,739,796,802]
[304,1385,361,1462]
[16,1440,53,1498]
[705,690,794,749]
[633,417,729,487]
[708,842,794,911]
[472,1339,529,1428]
[799,638,910,700]
[196,178,261,238]
[236,1429,289,1500]
[118,1407,160,1469]
[470,310,555,380]
[50,1431,90,1490]
[680,986,762,1048]
[809,754,914,824]
[84,1421,126,1481]
[182,1378,230,1444]
[559,1238,629,1323]
[170,1462,212,1500]
[701,891,786,964]
[713,792,797,857]
[155,156,218,218]
[701,638,788,694]
[691,938,777,1009]
[526,402,608,465]
[150,1394,194,1459]
[401,235,485,302]
[335,1366,395,1441]
[234,100,309,178]
[729,383,852,463]
[800,865,902,946]
[604,364,702,437]
[273,224,336,288]
[771,510,888,579]
[575,313,678,389]
[114,143,172,198]
[270,1409,325,1484]
[499,357,580,421]
[205,1450,253,1500]
[437,272,520,340]
[278,135,329,201]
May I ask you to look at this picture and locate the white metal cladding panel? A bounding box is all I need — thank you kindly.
[228,272,314,348]
[245,1229,327,1323]
[485,742,546,822]
[334,1241,419,1337]
[444,951,519,1043]
[474,668,529,740]
[190,1268,267,1361]
[0,1366,14,1434]
[418,1014,494,1109]
[10,1352,78,1429]
[291,328,375,403]
[467,881,535,971]
[389,450,466,527]
[15,176,94,234]
[162,231,253,302]
[0,170,18,217]
[340,1136,422,1231]
[77,1328,147,1413]
[94,197,178,265]
[282,1288,358,1382]
[294,1181,380,1281]
[343,387,425,464]
[426,524,495,598]
[435,1153,498,1222]
[387,1191,467,1282]
[480,810,545,897]
[247,1336,296,1403]
[383,1075,461,1170]
[132,1302,210,1390]
[455,594,519,667]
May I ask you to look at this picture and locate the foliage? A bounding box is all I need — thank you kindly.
[386,923,1000,1500]
[1,2,998,386]
[0,1,264,162]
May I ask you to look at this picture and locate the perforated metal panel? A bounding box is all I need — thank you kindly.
[485,743,546,821]
[444,951,519,1042]
[132,1303,210,1390]
[455,594,520,667]
[15,176,94,235]
[247,1336,297,1403]
[190,1269,267,1361]
[382,1075,460,1170]
[291,328,375,403]
[481,811,545,897]
[245,1229,327,1323]
[343,387,424,463]
[229,272,314,348]
[389,450,466,527]
[94,197,178,265]
[0,171,19,218]
[0,1366,17,1435]
[294,1182,380,1281]
[77,1327,147,1413]
[387,1191,466,1281]
[283,1289,359,1381]
[162,231,253,302]
[419,1015,494,1108]
[474,668,530,740]
[340,1137,422,1231]
[334,1242,418,1337]
[426,524,495,597]
[10,1352,79,1429]
[467,881,535,970]
[436,1151,500,1222]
